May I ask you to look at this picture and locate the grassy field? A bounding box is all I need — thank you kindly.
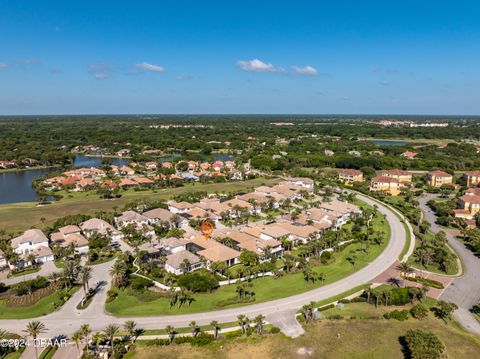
[0,286,79,319]
[106,206,390,316]
[0,177,279,232]
[128,308,480,359]
[407,230,460,275]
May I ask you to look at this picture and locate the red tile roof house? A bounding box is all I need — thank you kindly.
[119,178,137,188]
[120,166,135,176]
[400,151,418,159]
[212,161,224,171]
[134,177,155,186]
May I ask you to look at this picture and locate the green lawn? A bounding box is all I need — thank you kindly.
[7,266,41,278]
[0,286,79,319]
[0,177,280,232]
[39,346,58,359]
[407,230,459,275]
[106,206,391,316]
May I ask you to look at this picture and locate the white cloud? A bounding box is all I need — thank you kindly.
[292,65,318,75]
[135,62,165,72]
[237,58,284,73]
[94,73,110,80]
[0,63,8,69]
[380,80,391,86]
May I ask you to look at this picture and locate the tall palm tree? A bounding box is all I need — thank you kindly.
[123,320,137,343]
[80,324,91,352]
[254,315,265,335]
[71,331,83,355]
[210,321,220,340]
[189,321,200,337]
[103,324,119,356]
[237,314,248,335]
[109,261,126,288]
[165,325,176,344]
[23,321,47,359]
[79,266,92,294]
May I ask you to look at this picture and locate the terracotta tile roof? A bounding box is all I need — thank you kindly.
[166,250,201,269]
[142,208,172,222]
[371,176,400,183]
[381,169,411,176]
[197,244,240,262]
[428,170,451,177]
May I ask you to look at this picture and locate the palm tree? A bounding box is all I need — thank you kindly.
[103,324,119,356]
[71,331,83,355]
[210,321,220,340]
[189,321,200,337]
[254,315,265,335]
[80,324,91,347]
[109,261,126,288]
[79,266,92,295]
[123,320,137,343]
[23,321,47,359]
[165,325,176,344]
[237,314,248,335]
[396,262,413,277]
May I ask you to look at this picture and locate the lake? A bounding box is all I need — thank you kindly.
[372,140,407,146]
[0,154,234,204]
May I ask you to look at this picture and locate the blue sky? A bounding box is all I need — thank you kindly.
[1,0,479,115]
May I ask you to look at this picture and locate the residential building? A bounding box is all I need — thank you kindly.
[167,201,193,214]
[0,249,7,268]
[115,211,151,228]
[370,176,402,196]
[79,218,123,241]
[380,169,412,184]
[455,194,480,220]
[10,229,54,268]
[165,250,202,275]
[285,177,314,189]
[463,171,480,187]
[427,171,453,187]
[400,151,418,159]
[338,169,364,183]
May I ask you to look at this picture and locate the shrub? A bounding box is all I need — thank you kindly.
[11,276,49,296]
[328,314,344,320]
[351,296,367,303]
[318,303,335,312]
[388,288,411,305]
[106,289,118,303]
[177,272,219,293]
[190,332,214,346]
[320,251,332,264]
[409,277,444,289]
[270,327,280,334]
[403,329,446,359]
[410,304,429,320]
[383,309,409,321]
[129,276,153,290]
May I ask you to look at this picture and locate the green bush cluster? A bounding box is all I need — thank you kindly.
[383,309,409,321]
[11,276,49,296]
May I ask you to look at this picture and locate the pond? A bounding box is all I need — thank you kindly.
[372,140,407,146]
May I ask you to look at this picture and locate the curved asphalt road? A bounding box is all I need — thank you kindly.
[0,193,406,338]
[419,194,480,336]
